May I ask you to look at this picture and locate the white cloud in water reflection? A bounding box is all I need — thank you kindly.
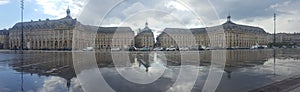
[38,77,67,92]
[70,78,84,92]
[37,76,84,92]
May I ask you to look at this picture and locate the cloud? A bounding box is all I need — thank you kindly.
[122,2,146,16]
[178,0,300,33]
[0,0,10,5]
[37,77,84,92]
[38,77,68,92]
[165,1,189,11]
[35,0,86,18]
[69,78,84,92]
[97,0,206,32]
[75,0,229,38]
[76,0,121,25]
[230,0,300,33]
[35,0,300,33]
[60,0,224,30]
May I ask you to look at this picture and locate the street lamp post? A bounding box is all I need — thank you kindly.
[273,13,276,47]
[19,1,25,92]
[273,13,277,76]
[20,0,24,50]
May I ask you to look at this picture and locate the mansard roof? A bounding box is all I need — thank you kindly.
[137,28,154,35]
[97,27,133,33]
[138,29,154,34]
[10,17,78,30]
[190,28,207,34]
[222,20,267,33]
[136,28,154,37]
[136,21,154,35]
[163,28,191,33]
[142,26,152,32]
[142,21,152,32]
[161,20,267,35]
[0,29,9,35]
[162,28,207,34]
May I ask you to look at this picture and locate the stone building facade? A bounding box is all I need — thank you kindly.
[72,25,96,50]
[96,27,135,50]
[134,22,155,48]
[0,29,9,49]
[6,10,297,50]
[275,33,300,46]
[7,8,134,50]
[9,8,80,50]
[157,28,210,48]
[157,16,269,49]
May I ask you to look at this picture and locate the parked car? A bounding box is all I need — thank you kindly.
[111,48,121,51]
[179,47,189,51]
[83,47,94,51]
[129,46,137,51]
[189,47,198,51]
[140,47,151,51]
[153,47,163,51]
[198,46,206,50]
[166,47,176,51]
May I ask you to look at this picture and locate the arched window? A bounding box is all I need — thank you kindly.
[10,42,13,49]
[43,41,46,48]
[59,41,62,48]
[55,41,58,48]
[39,41,42,48]
[64,41,67,47]
[35,41,38,48]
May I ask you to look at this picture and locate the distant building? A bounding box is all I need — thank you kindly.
[96,27,134,50]
[72,25,97,50]
[9,8,82,50]
[5,10,298,50]
[7,8,134,50]
[0,29,9,49]
[219,17,269,48]
[157,28,208,48]
[157,16,270,49]
[134,22,155,48]
[275,33,300,46]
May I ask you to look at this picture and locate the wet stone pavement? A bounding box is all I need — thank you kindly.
[0,49,300,92]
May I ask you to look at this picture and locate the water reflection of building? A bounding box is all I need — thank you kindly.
[225,50,273,66]
[9,52,136,90]
[136,53,151,72]
[10,52,75,89]
[0,29,9,49]
[164,50,274,79]
[9,49,300,91]
[164,50,273,67]
[156,16,269,49]
[275,49,300,60]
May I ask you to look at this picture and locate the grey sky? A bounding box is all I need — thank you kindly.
[34,0,300,34]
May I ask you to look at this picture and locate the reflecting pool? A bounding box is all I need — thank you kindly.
[0,49,300,92]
